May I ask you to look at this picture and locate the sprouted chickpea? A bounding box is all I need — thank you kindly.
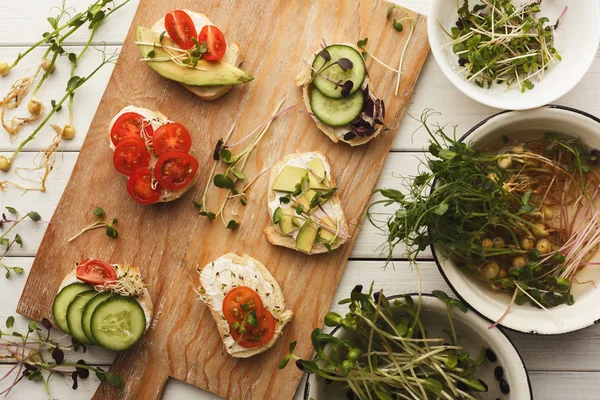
[537,239,552,254]
[498,155,512,169]
[521,237,534,250]
[511,145,524,153]
[542,206,553,219]
[498,268,508,279]
[0,156,10,172]
[62,125,75,140]
[532,223,548,238]
[0,62,9,76]
[27,99,42,116]
[493,237,505,248]
[482,238,493,248]
[41,59,55,73]
[481,261,500,280]
[512,256,527,269]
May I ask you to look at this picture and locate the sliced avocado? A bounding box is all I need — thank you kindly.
[296,222,318,253]
[308,158,330,190]
[272,166,308,193]
[135,26,254,87]
[279,212,299,235]
[319,216,337,242]
[297,190,317,211]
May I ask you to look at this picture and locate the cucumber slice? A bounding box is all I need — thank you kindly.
[52,283,93,334]
[66,290,97,345]
[82,292,113,345]
[310,87,364,127]
[312,44,366,99]
[91,296,146,351]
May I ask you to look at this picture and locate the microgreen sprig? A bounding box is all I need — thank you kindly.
[68,206,118,242]
[0,316,124,398]
[0,207,44,278]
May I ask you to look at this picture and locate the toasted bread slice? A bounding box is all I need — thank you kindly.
[151,11,243,101]
[198,253,294,358]
[264,152,349,255]
[295,43,385,146]
[108,105,200,203]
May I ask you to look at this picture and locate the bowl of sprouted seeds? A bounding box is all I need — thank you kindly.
[281,285,531,400]
[427,0,600,110]
[368,106,600,335]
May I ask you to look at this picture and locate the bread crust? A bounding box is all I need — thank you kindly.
[198,253,294,358]
[264,152,349,255]
[151,11,243,101]
[108,105,200,203]
[295,43,385,146]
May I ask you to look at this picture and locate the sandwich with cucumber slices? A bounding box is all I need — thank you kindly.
[295,43,385,146]
[52,259,153,351]
[264,152,349,254]
[136,9,253,101]
[109,106,200,205]
[198,253,294,358]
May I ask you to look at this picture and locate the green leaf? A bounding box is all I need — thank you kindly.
[289,340,297,353]
[377,189,404,202]
[295,205,304,215]
[219,149,232,163]
[28,321,37,332]
[199,211,216,220]
[248,311,258,327]
[15,234,22,247]
[226,220,239,230]
[432,290,450,302]
[296,359,319,374]
[231,168,246,180]
[449,299,468,313]
[423,377,443,394]
[324,312,343,327]
[0,238,9,246]
[278,355,291,369]
[393,19,404,32]
[6,316,14,329]
[105,372,124,389]
[340,360,353,377]
[13,267,24,274]
[192,200,202,208]
[47,17,58,29]
[5,207,17,214]
[27,211,41,222]
[438,149,457,160]
[93,207,105,217]
[386,5,398,18]
[68,52,77,64]
[214,174,235,189]
[147,50,155,58]
[106,226,118,239]
[66,76,85,92]
[357,37,368,48]
[273,207,282,224]
[434,203,449,215]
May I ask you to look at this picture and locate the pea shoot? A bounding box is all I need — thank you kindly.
[0,207,44,278]
[68,206,118,242]
[440,0,567,92]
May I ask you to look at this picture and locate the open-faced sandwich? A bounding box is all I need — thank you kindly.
[52,258,153,351]
[109,105,199,205]
[295,43,385,146]
[264,152,349,254]
[198,253,293,358]
[136,9,253,101]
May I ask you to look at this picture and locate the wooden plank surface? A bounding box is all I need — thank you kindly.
[14,1,429,399]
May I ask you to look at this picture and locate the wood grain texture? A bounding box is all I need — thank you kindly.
[15,1,429,399]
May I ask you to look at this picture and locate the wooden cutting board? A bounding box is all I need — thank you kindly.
[17,1,429,398]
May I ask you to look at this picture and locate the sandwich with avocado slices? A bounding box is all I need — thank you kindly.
[264,152,349,254]
[52,259,153,351]
[136,9,253,101]
[197,253,294,358]
[295,43,385,146]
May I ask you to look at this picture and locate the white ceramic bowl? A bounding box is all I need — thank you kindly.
[428,0,600,110]
[433,105,600,335]
[304,294,531,399]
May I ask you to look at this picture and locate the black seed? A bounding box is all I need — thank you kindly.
[494,366,504,381]
[41,318,52,330]
[343,132,357,141]
[486,348,497,362]
[51,347,64,365]
[499,379,510,394]
[71,371,79,390]
[456,382,469,391]
[458,58,468,67]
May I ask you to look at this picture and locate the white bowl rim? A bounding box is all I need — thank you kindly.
[431,104,600,335]
[303,293,533,399]
[427,0,600,110]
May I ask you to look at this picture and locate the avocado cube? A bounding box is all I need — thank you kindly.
[297,190,317,211]
[296,222,318,252]
[272,166,308,193]
[308,158,329,190]
[319,216,337,242]
[279,212,299,235]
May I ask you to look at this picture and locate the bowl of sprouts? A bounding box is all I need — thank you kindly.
[427,0,600,110]
[369,106,600,334]
[280,286,531,400]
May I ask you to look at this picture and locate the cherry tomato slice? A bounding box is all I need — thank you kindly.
[127,167,162,205]
[110,112,153,146]
[164,10,197,50]
[76,259,117,286]
[113,138,150,176]
[222,286,266,326]
[198,25,227,61]
[154,151,198,191]
[229,309,276,348]
[152,123,192,156]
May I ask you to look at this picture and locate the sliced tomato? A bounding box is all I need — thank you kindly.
[154,151,198,190]
[113,138,150,176]
[152,123,192,155]
[198,25,227,61]
[229,309,276,348]
[164,10,197,50]
[127,168,162,205]
[76,259,117,286]
[222,286,265,326]
[110,112,153,146]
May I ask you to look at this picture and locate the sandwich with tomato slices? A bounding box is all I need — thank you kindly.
[52,259,153,351]
[136,9,253,101]
[197,253,294,358]
[109,105,200,205]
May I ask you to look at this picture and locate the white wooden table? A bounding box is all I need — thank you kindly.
[1,1,599,399]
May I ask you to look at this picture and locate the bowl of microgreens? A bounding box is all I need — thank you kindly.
[369,106,600,335]
[428,0,600,110]
[279,286,531,399]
